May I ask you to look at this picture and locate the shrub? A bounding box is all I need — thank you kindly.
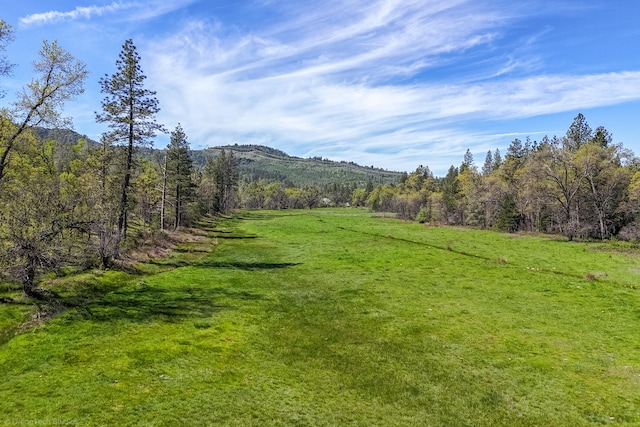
[416,206,429,223]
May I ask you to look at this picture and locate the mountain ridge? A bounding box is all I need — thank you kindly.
[33,127,403,187]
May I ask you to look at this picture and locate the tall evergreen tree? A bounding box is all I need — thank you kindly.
[202,150,239,214]
[492,148,502,171]
[565,113,592,151]
[482,150,493,175]
[165,124,193,230]
[590,126,612,148]
[441,165,462,224]
[461,149,475,173]
[96,39,165,240]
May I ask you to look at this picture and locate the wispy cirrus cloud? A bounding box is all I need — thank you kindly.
[138,0,640,173]
[19,2,130,27]
[165,0,509,83]
[19,0,197,28]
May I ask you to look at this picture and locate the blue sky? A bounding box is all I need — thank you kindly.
[1,1,639,175]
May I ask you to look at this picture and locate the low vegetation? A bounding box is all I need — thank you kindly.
[1,210,639,425]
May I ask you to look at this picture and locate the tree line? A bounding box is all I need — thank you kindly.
[233,113,640,246]
[2,20,640,297]
[363,113,640,242]
[0,26,238,297]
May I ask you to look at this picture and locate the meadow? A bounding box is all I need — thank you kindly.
[1,209,639,426]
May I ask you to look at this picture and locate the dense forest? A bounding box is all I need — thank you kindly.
[1,23,639,298]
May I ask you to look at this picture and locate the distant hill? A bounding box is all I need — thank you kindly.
[33,128,403,187]
[32,127,99,147]
[201,145,403,187]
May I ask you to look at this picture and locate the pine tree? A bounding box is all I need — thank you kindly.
[590,126,612,148]
[165,124,193,229]
[495,194,521,232]
[482,150,493,175]
[492,148,502,171]
[206,150,239,214]
[96,39,165,240]
[565,113,592,151]
[461,149,476,173]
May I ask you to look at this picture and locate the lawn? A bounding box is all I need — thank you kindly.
[1,209,639,426]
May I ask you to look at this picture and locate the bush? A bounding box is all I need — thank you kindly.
[416,206,429,223]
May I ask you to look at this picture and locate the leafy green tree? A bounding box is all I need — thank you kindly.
[537,139,585,240]
[241,181,266,210]
[264,182,286,209]
[301,185,321,209]
[575,143,630,240]
[367,184,396,212]
[458,163,482,227]
[0,19,15,97]
[351,188,368,207]
[96,39,165,240]
[284,187,303,209]
[0,133,94,297]
[133,158,161,229]
[0,37,88,293]
[416,206,429,223]
[0,40,87,187]
[501,138,529,185]
[86,135,122,268]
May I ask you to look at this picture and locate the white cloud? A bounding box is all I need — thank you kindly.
[19,2,130,27]
[19,0,197,28]
[138,0,640,174]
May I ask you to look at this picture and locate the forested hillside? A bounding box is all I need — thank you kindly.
[34,128,403,188]
[201,145,403,187]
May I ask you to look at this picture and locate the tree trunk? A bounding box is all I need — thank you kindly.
[161,153,167,230]
[174,184,181,231]
[117,114,135,240]
[22,261,37,298]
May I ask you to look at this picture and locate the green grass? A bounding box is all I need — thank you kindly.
[1,209,639,426]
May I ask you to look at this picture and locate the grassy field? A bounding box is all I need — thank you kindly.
[1,209,639,426]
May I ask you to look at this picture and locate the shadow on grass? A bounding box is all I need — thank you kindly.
[74,261,298,321]
[239,212,279,220]
[173,248,211,254]
[195,261,301,271]
[145,259,191,269]
[66,284,262,323]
